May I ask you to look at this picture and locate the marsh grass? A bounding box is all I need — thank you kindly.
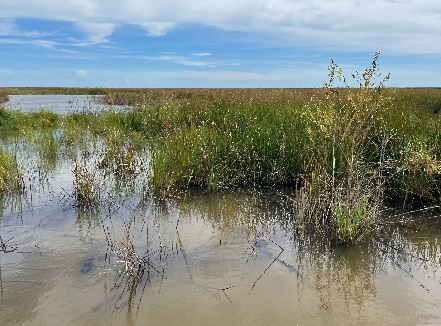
[3,87,109,96]
[291,53,440,243]
[72,155,102,209]
[293,52,390,243]
[33,131,62,171]
[0,108,59,138]
[0,146,26,220]
[99,131,137,176]
[148,92,308,195]
[400,146,441,205]
[0,89,8,104]
[0,149,22,194]
[1,56,440,245]
[294,160,382,244]
[57,60,439,213]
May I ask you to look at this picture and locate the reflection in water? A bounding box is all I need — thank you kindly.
[296,236,379,311]
[98,199,177,324]
[0,144,440,325]
[79,190,441,325]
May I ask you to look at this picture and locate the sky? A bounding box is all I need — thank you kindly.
[1,0,441,88]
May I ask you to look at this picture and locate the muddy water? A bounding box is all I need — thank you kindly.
[0,148,441,325]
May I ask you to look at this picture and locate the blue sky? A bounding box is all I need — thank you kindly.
[1,0,441,88]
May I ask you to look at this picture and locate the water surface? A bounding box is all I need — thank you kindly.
[4,95,130,114]
[0,139,440,326]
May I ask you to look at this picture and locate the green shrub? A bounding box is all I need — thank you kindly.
[294,52,389,244]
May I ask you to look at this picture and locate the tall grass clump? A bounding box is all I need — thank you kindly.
[379,90,441,207]
[72,156,102,209]
[294,52,390,244]
[0,149,22,194]
[98,128,137,177]
[33,131,62,171]
[0,89,8,104]
[149,92,309,196]
[398,144,441,206]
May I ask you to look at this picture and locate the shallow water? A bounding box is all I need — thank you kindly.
[4,95,130,114]
[0,142,441,325]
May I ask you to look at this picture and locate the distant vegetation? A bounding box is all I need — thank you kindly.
[1,53,440,244]
[2,87,109,95]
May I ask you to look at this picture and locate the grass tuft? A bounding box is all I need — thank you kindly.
[72,156,101,208]
[0,149,23,194]
[293,51,389,244]
[0,89,8,104]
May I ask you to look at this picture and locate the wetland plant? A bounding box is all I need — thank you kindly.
[33,131,61,171]
[99,133,136,176]
[1,59,439,248]
[294,52,389,244]
[294,160,382,244]
[149,90,307,195]
[72,156,102,208]
[0,149,22,194]
[0,108,59,137]
[0,89,8,104]
[103,217,167,280]
[400,146,441,206]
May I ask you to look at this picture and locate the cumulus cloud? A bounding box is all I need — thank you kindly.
[0,0,440,54]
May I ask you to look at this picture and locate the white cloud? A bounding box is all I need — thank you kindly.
[76,69,88,77]
[155,53,241,68]
[141,22,176,37]
[0,18,16,36]
[72,22,116,45]
[0,38,59,48]
[0,17,55,38]
[193,52,211,57]
[32,40,58,48]
[157,54,217,67]
[0,1,440,54]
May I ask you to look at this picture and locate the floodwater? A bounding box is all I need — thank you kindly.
[0,141,441,325]
[4,95,130,114]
